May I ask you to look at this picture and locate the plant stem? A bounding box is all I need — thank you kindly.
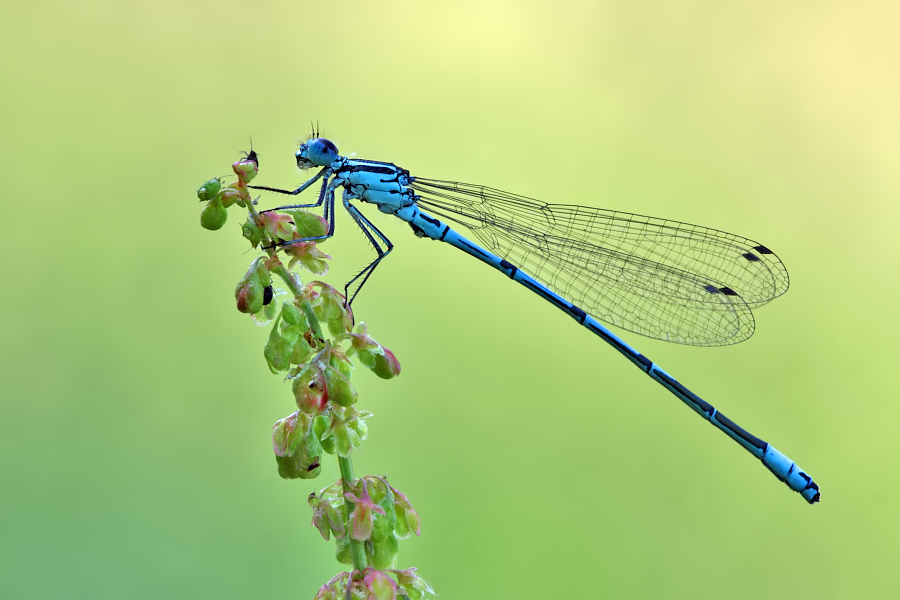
[268,262,324,341]
[246,195,362,569]
[338,455,369,571]
[297,294,325,342]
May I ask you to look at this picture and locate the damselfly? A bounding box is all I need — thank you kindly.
[249,135,820,504]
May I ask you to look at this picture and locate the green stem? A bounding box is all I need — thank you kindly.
[268,262,324,341]
[269,262,302,296]
[298,297,325,342]
[245,197,358,567]
[338,455,368,571]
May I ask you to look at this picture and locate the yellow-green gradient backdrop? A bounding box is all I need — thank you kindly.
[2,1,898,598]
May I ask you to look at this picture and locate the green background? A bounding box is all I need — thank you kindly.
[2,1,898,597]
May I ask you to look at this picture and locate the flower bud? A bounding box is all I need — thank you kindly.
[393,568,434,600]
[329,344,352,369]
[196,178,222,201]
[290,335,315,366]
[344,479,385,542]
[233,156,259,183]
[272,412,322,479]
[272,411,302,456]
[200,195,228,230]
[308,492,345,541]
[279,321,300,345]
[323,364,357,407]
[281,301,304,326]
[285,241,331,274]
[335,425,361,457]
[235,257,271,314]
[346,323,401,379]
[301,433,323,478]
[288,210,330,240]
[313,414,336,455]
[335,407,370,457]
[253,293,280,326]
[241,217,262,247]
[306,282,352,336]
[221,181,251,207]
[313,584,339,600]
[337,358,353,379]
[219,187,243,208]
[363,569,398,600]
[264,326,292,373]
[366,533,399,570]
[260,212,295,242]
[334,538,353,565]
[369,481,397,543]
[276,302,308,347]
[390,485,421,539]
[275,443,321,480]
[346,323,381,359]
[370,347,401,379]
[292,363,328,413]
[347,412,367,440]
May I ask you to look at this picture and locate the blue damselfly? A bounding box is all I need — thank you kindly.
[249,135,820,504]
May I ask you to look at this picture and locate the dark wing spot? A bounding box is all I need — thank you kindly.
[718,287,738,296]
[704,285,719,293]
[752,245,774,255]
[742,252,761,262]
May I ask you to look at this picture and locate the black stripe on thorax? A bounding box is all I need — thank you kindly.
[341,164,401,175]
[346,158,400,167]
[341,159,406,175]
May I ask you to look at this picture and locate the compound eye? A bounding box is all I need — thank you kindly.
[307,138,339,166]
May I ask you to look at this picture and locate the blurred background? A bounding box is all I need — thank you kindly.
[1,0,898,597]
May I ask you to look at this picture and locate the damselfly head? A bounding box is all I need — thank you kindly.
[296,138,339,169]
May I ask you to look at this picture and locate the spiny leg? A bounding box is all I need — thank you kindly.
[249,166,328,198]
[258,178,331,214]
[342,200,394,308]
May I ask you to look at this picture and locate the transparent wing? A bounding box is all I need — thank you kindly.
[411,178,790,346]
